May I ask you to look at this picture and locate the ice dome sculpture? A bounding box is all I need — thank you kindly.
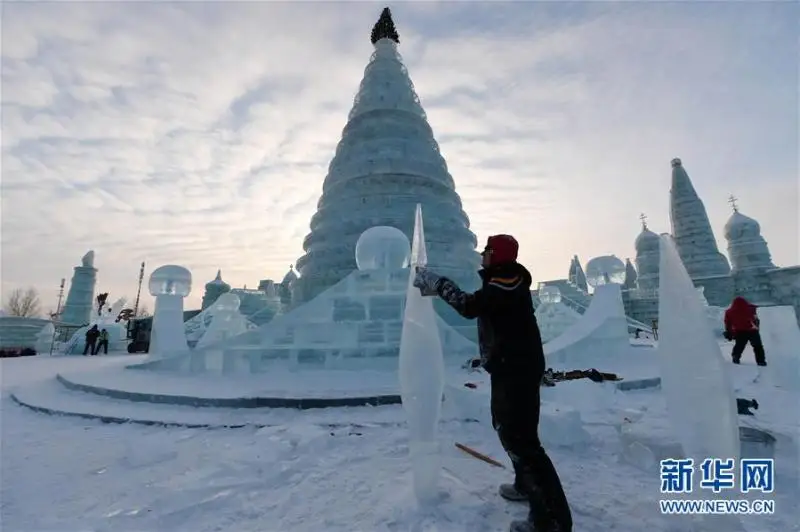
[585,255,626,287]
[539,285,562,304]
[355,226,411,271]
[214,292,241,312]
[149,265,192,297]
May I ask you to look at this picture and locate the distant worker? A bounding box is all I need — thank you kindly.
[724,296,767,366]
[96,328,110,355]
[83,324,99,356]
[413,234,572,532]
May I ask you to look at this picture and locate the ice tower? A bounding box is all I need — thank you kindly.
[568,255,588,292]
[293,7,480,306]
[633,216,660,291]
[724,198,776,304]
[723,198,775,273]
[60,251,97,326]
[668,158,732,306]
[622,258,638,290]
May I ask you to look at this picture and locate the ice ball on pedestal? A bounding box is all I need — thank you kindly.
[585,255,626,288]
[149,265,192,297]
[539,285,562,304]
[214,292,240,312]
[355,226,411,270]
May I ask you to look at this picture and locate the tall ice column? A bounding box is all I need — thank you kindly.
[398,204,445,503]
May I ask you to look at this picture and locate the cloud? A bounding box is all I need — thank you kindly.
[1,1,796,311]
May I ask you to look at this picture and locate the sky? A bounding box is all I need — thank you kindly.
[1,0,797,312]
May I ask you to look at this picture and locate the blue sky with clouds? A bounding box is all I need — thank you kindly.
[1,1,797,311]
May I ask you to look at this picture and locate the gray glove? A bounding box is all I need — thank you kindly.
[413,267,442,296]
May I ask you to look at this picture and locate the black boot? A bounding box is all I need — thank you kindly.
[500,483,528,502]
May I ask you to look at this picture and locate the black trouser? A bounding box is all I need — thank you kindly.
[83,341,96,355]
[491,374,572,530]
[731,331,766,365]
[96,340,108,355]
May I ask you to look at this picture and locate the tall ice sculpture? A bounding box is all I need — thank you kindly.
[399,204,445,503]
[657,235,739,464]
[148,265,192,358]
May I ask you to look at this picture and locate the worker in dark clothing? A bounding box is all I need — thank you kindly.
[724,296,767,366]
[96,328,110,355]
[83,324,100,355]
[414,235,572,532]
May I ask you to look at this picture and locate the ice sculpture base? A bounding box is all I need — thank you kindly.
[52,362,406,410]
[408,440,442,504]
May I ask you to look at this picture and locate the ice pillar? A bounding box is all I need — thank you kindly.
[657,235,739,464]
[398,204,445,503]
[148,265,192,358]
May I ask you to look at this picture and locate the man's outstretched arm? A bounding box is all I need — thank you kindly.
[436,277,484,319]
[413,267,485,319]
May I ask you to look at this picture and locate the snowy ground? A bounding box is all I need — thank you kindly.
[1,351,797,532]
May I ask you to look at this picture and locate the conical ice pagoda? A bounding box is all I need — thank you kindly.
[293,7,481,304]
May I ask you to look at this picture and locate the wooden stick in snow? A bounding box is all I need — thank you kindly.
[455,442,506,468]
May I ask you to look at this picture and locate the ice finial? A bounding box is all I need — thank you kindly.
[639,213,648,230]
[671,157,682,168]
[214,269,223,281]
[728,194,739,213]
[410,203,428,267]
[371,7,400,45]
[81,250,95,268]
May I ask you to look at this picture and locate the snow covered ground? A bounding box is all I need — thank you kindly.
[1,350,797,532]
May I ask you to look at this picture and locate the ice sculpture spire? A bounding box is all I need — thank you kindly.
[371,7,399,44]
[668,158,731,279]
[623,258,638,290]
[568,255,588,292]
[723,198,775,272]
[292,7,480,304]
[398,204,445,503]
[201,269,231,311]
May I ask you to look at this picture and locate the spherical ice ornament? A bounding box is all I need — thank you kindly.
[585,255,626,288]
[539,285,562,304]
[355,226,411,271]
[149,265,192,297]
[213,292,240,312]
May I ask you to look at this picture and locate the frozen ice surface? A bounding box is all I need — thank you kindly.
[149,265,192,297]
[585,255,626,287]
[657,235,739,463]
[399,204,444,503]
[355,226,411,271]
[758,305,800,391]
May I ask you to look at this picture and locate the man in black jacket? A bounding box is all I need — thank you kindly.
[414,234,572,532]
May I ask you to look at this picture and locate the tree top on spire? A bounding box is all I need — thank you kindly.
[371,7,400,45]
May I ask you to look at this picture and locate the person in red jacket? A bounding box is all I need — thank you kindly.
[723,296,767,366]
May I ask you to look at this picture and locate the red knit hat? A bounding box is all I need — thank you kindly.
[483,234,519,264]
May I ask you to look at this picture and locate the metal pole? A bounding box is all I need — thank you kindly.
[133,262,145,317]
[50,278,65,356]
